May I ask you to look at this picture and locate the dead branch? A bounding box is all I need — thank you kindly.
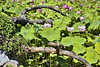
[22,45,92,67]
[21,5,67,18]
[10,17,53,25]
[48,42,63,47]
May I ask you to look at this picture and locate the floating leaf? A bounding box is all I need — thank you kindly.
[53,19,66,30]
[85,47,99,64]
[60,37,74,46]
[73,44,86,54]
[41,28,60,41]
[63,17,71,24]
[74,36,86,44]
[88,21,100,30]
[69,11,74,18]
[8,5,23,16]
[20,25,35,40]
[84,17,90,24]
[61,36,86,46]
[94,42,100,54]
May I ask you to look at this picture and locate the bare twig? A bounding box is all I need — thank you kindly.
[21,5,67,18]
[22,45,92,67]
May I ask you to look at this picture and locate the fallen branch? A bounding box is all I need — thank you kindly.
[48,42,63,47]
[21,5,67,18]
[22,45,92,67]
[10,17,53,25]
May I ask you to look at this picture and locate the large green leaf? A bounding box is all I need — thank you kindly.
[8,7,15,13]
[88,21,100,30]
[53,19,66,30]
[61,36,86,46]
[73,44,86,54]
[84,47,99,64]
[8,5,23,15]
[62,17,71,24]
[20,25,35,40]
[60,37,74,46]
[69,11,74,18]
[74,36,86,44]
[94,42,100,54]
[40,28,60,41]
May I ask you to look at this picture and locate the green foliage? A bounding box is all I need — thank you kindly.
[0,12,14,38]
[93,35,100,43]
[56,57,68,67]
[6,65,13,67]
[60,36,86,46]
[19,25,35,40]
[41,28,60,41]
[8,5,23,16]
[0,12,15,48]
[0,0,100,67]
[88,21,100,30]
[94,42,100,54]
[72,23,85,32]
[84,47,99,64]
[53,19,66,30]
[73,44,86,55]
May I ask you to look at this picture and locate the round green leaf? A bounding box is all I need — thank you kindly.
[41,28,60,41]
[74,36,86,44]
[20,25,35,40]
[60,37,74,46]
[61,36,86,46]
[53,19,66,30]
[85,47,99,64]
[73,44,86,54]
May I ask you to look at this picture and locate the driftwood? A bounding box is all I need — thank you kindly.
[22,43,92,67]
[10,5,67,25]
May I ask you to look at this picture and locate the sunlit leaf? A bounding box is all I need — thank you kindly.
[85,47,99,64]
[61,36,86,46]
[73,44,86,54]
[94,42,100,54]
[41,28,60,41]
